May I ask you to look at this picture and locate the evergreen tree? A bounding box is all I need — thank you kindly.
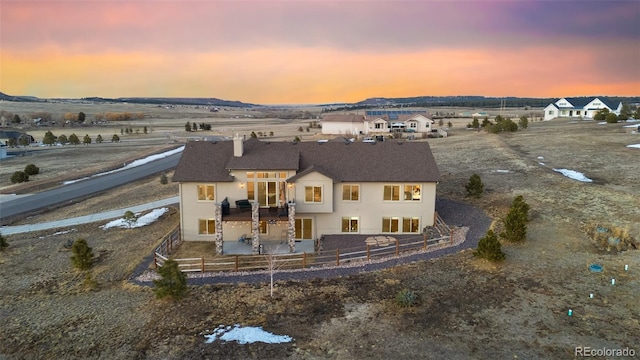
[58,134,68,145]
[153,259,188,299]
[501,205,527,243]
[70,238,93,270]
[78,112,86,123]
[83,134,92,145]
[512,195,530,222]
[10,171,29,184]
[69,133,80,146]
[192,122,197,131]
[112,134,120,142]
[519,116,529,129]
[143,126,148,134]
[474,229,505,261]
[96,134,103,143]
[250,131,257,138]
[185,122,192,132]
[24,164,39,176]
[465,173,484,198]
[43,130,57,146]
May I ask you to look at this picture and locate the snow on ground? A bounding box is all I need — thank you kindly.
[553,168,593,183]
[537,156,544,160]
[539,162,546,166]
[64,146,184,184]
[623,124,640,128]
[204,324,293,345]
[494,170,511,173]
[597,122,607,125]
[627,144,640,149]
[39,228,77,239]
[101,208,168,229]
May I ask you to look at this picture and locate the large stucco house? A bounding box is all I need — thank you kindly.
[543,97,622,121]
[321,112,433,136]
[172,135,441,254]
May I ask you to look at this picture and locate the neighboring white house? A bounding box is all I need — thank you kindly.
[172,135,441,254]
[322,112,433,135]
[543,97,622,121]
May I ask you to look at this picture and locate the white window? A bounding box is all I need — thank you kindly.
[305,186,322,203]
[197,184,215,201]
[295,218,313,239]
[402,217,420,233]
[341,217,358,233]
[342,184,360,201]
[198,219,216,234]
[383,185,400,201]
[404,185,421,201]
[382,217,399,233]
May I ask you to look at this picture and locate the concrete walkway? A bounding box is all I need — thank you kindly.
[0,196,179,236]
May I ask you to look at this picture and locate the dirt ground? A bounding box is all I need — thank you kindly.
[0,103,639,359]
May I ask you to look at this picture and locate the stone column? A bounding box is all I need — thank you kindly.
[214,202,223,255]
[251,201,260,254]
[287,203,296,253]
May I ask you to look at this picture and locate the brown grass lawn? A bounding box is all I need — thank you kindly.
[0,102,639,359]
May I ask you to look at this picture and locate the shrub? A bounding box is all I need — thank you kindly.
[123,211,138,228]
[250,131,257,138]
[605,113,618,123]
[293,136,301,143]
[24,164,40,176]
[83,272,99,291]
[70,238,93,270]
[395,289,417,307]
[160,173,168,185]
[10,171,29,184]
[511,195,530,222]
[465,173,484,198]
[474,229,505,262]
[501,205,527,243]
[112,134,120,142]
[0,232,8,251]
[153,259,188,299]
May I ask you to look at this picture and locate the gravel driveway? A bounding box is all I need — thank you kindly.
[131,197,491,285]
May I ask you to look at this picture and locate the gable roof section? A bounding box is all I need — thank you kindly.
[174,139,441,184]
[321,114,366,123]
[295,141,440,182]
[559,97,620,110]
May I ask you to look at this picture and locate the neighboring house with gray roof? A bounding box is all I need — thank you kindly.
[172,135,441,254]
[321,113,433,135]
[543,97,622,121]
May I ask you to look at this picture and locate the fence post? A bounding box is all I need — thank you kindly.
[395,239,399,257]
[154,253,158,270]
[450,229,454,244]
[201,257,205,272]
[424,233,428,249]
[366,244,370,261]
[336,249,340,266]
[235,256,239,272]
[433,211,437,226]
[302,252,306,269]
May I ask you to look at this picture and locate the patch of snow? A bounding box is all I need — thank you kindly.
[101,208,168,229]
[64,146,184,185]
[495,170,511,173]
[553,168,593,183]
[597,122,607,125]
[623,124,639,128]
[539,162,546,166]
[39,228,77,239]
[624,119,640,122]
[626,144,640,149]
[537,156,544,160]
[204,324,293,344]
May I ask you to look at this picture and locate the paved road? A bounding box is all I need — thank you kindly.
[0,152,182,223]
[0,196,180,235]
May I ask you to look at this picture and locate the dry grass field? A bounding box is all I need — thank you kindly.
[0,101,639,359]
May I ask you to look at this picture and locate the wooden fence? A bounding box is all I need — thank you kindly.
[154,233,452,273]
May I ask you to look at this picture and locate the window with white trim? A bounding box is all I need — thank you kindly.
[197,184,215,201]
[198,219,216,234]
[295,218,313,239]
[341,217,358,233]
[383,185,400,201]
[305,186,322,203]
[404,185,421,201]
[342,184,360,201]
[382,217,399,233]
[402,217,420,233]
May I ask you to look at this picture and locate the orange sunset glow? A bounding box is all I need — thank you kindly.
[1,1,639,104]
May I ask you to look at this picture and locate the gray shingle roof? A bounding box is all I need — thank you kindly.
[173,139,441,183]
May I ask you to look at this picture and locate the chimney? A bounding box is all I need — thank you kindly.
[233,133,243,157]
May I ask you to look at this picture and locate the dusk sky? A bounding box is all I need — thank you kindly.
[2,0,639,104]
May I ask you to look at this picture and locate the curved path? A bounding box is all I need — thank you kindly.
[131,197,492,285]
